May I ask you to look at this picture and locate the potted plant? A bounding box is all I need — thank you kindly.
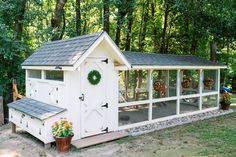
[220,92,231,110]
[52,118,74,152]
[181,77,192,88]
[203,77,214,88]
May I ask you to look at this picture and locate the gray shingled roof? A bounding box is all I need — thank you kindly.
[7,98,66,120]
[22,32,104,66]
[123,51,226,67]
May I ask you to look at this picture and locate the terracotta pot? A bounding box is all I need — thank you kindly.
[181,81,192,88]
[54,134,73,153]
[221,103,231,110]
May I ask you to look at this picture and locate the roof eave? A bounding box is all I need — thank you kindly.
[22,65,76,71]
[130,65,227,70]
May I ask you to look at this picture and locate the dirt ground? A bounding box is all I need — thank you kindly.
[1,111,236,157]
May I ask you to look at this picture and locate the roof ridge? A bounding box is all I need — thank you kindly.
[44,31,104,45]
[123,51,191,57]
[71,31,105,64]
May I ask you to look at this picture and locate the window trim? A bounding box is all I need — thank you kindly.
[27,69,42,79]
[44,70,64,82]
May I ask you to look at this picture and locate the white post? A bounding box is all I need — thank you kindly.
[165,70,170,97]
[0,96,4,125]
[42,70,45,79]
[148,70,153,121]
[199,69,203,110]
[180,70,183,95]
[176,69,181,115]
[217,69,220,107]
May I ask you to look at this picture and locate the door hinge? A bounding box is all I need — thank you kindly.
[79,94,84,101]
[102,127,108,133]
[101,103,108,108]
[101,58,108,64]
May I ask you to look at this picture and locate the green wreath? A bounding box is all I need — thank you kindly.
[87,70,101,85]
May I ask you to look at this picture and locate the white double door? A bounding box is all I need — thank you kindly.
[81,58,109,138]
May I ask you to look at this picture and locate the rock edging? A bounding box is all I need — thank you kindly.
[121,109,233,136]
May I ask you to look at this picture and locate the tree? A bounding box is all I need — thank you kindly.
[14,0,28,41]
[76,0,81,36]
[51,0,67,41]
[103,0,110,34]
[125,0,135,51]
[115,0,129,47]
[159,1,170,53]
[138,0,149,51]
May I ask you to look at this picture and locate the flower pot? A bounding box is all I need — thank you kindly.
[153,82,161,91]
[181,81,192,88]
[221,103,231,110]
[54,134,74,153]
[203,81,214,88]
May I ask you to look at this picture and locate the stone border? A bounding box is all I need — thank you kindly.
[121,109,234,136]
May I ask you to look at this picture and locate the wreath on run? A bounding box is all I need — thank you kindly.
[87,70,101,85]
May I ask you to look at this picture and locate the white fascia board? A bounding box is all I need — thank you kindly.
[72,33,106,69]
[103,33,131,68]
[130,65,227,70]
[114,66,129,70]
[73,32,131,70]
[22,65,75,71]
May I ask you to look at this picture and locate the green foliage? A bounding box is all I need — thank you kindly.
[221,92,231,104]
[0,0,236,103]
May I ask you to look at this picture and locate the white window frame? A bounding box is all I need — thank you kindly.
[27,69,42,79]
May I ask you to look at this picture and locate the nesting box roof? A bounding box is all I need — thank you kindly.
[8,98,66,120]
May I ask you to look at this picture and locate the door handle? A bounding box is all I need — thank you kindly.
[79,94,84,101]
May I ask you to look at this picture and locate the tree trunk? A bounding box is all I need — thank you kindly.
[138,0,149,51]
[125,0,134,51]
[223,36,230,84]
[14,0,27,41]
[59,11,66,39]
[160,4,169,53]
[210,38,217,62]
[151,2,158,52]
[51,0,67,41]
[103,0,110,34]
[76,0,81,36]
[190,32,197,54]
[190,19,197,54]
[115,9,127,47]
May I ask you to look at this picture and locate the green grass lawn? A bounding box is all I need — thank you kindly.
[183,113,236,156]
[231,94,236,105]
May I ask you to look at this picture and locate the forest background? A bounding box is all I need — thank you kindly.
[0,0,236,104]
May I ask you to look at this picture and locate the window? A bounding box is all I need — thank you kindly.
[119,70,148,103]
[119,104,149,126]
[152,100,177,119]
[181,70,199,95]
[28,70,41,79]
[203,70,217,93]
[180,97,199,114]
[152,70,177,99]
[202,95,217,109]
[45,71,64,81]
